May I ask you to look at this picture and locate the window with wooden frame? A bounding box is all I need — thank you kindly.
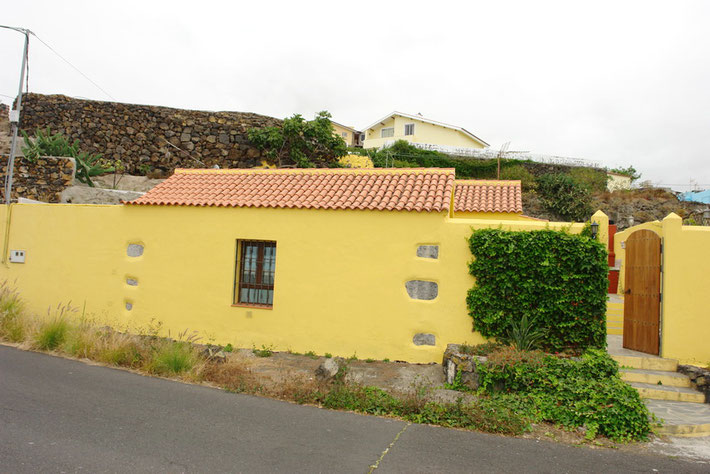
[234,240,277,307]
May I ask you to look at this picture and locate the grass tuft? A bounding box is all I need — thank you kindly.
[148,341,199,375]
[34,318,69,350]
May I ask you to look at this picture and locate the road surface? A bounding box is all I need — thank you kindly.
[0,345,705,473]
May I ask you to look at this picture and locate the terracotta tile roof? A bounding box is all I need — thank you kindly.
[126,168,456,212]
[453,180,523,213]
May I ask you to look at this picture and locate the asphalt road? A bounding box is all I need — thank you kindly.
[0,345,706,473]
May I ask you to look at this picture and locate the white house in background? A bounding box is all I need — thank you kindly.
[607,172,633,191]
[361,111,489,152]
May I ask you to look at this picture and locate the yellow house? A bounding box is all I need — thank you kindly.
[331,121,363,148]
[0,168,589,364]
[607,172,632,191]
[362,111,489,151]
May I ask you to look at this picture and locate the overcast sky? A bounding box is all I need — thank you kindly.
[2,0,709,189]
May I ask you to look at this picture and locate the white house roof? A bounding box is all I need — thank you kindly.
[362,111,489,147]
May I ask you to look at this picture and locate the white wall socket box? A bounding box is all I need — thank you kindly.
[9,250,25,263]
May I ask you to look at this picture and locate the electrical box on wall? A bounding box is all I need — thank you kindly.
[9,250,25,263]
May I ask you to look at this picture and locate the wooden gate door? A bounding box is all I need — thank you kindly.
[623,230,661,354]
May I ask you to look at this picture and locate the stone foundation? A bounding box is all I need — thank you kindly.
[0,155,75,202]
[678,364,710,403]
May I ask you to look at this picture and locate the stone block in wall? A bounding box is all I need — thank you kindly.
[0,155,75,203]
[442,344,488,390]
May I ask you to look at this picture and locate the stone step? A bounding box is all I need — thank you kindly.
[646,399,710,437]
[611,354,678,372]
[630,382,705,403]
[620,368,691,388]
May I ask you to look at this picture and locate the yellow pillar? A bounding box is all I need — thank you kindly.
[591,210,609,252]
[659,212,682,358]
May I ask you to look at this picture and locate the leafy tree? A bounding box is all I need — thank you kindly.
[248,111,347,167]
[536,173,593,221]
[609,165,641,182]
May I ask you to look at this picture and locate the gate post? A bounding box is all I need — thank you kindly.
[591,210,609,252]
[659,213,682,357]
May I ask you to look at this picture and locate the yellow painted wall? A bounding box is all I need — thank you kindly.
[0,203,587,363]
[332,123,357,147]
[452,211,540,221]
[613,214,710,365]
[363,115,485,150]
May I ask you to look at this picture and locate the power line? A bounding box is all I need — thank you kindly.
[28,31,116,101]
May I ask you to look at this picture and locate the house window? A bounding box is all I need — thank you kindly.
[235,240,276,307]
[381,127,394,138]
[404,123,415,136]
[341,132,348,138]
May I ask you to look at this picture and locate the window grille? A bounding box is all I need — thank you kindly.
[235,240,276,307]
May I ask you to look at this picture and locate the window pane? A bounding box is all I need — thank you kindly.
[236,240,277,306]
[381,127,394,138]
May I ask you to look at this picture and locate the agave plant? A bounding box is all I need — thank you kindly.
[21,128,112,187]
[21,128,78,162]
[506,313,547,351]
[75,151,113,187]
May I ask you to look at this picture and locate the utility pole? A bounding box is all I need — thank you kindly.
[2,26,31,205]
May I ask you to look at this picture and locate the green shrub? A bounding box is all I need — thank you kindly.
[253,344,274,357]
[569,167,608,193]
[467,228,608,352]
[536,173,593,221]
[35,318,69,350]
[501,165,537,191]
[370,140,530,179]
[476,349,651,441]
[149,341,198,375]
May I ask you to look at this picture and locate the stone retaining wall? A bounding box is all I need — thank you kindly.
[20,93,281,176]
[678,365,710,403]
[0,155,76,203]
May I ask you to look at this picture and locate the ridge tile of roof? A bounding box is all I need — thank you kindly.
[126,168,456,212]
[453,179,523,213]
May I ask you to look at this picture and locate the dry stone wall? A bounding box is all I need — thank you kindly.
[0,155,75,202]
[20,94,282,176]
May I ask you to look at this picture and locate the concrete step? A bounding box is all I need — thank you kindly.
[646,399,710,437]
[611,354,678,372]
[620,368,691,388]
[630,382,705,403]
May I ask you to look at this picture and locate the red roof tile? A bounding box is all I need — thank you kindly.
[453,180,523,213]
[126,168,456,212]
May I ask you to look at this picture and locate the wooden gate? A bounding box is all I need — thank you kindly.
[623,230,661,355]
